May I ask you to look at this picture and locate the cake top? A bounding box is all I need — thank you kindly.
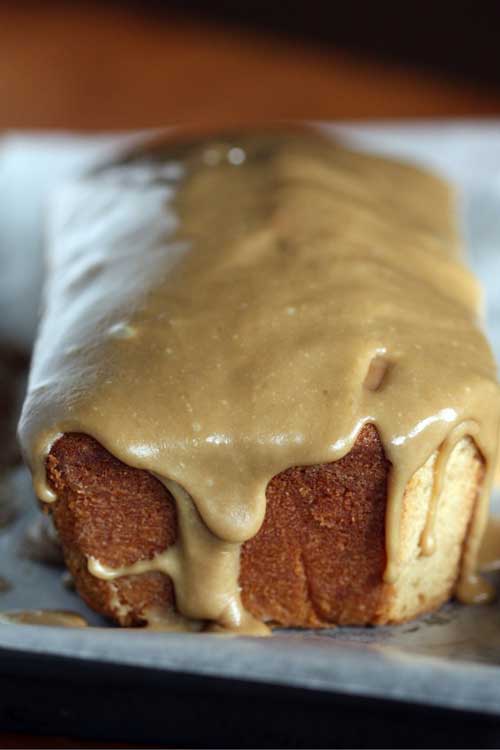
[19,129,500,630]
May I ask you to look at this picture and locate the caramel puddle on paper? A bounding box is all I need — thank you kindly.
[0,609,88,627]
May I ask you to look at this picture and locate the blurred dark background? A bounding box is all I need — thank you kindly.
[150,0,500,86]
[2,0,500,130]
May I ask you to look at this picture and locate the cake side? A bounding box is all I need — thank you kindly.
[46,424,483,628]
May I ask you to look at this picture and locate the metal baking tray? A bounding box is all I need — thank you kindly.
[1,123,500,747]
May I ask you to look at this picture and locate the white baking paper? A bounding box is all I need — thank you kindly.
[1,122,500,715]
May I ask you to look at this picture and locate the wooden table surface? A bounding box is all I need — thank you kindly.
[1,2,500,748]
[2,1,500,132]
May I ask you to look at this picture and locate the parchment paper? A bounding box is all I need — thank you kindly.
[1,122,500,715]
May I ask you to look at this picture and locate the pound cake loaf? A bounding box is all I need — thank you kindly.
[18,129,500,633]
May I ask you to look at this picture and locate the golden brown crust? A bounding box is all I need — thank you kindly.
[47,424,394,627]
[47,435,176,625]
[241,424,389,626]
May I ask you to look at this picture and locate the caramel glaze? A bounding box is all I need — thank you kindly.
[18,129,500,633]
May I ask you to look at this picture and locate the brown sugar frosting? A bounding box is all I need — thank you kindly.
[18,129,500,633]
